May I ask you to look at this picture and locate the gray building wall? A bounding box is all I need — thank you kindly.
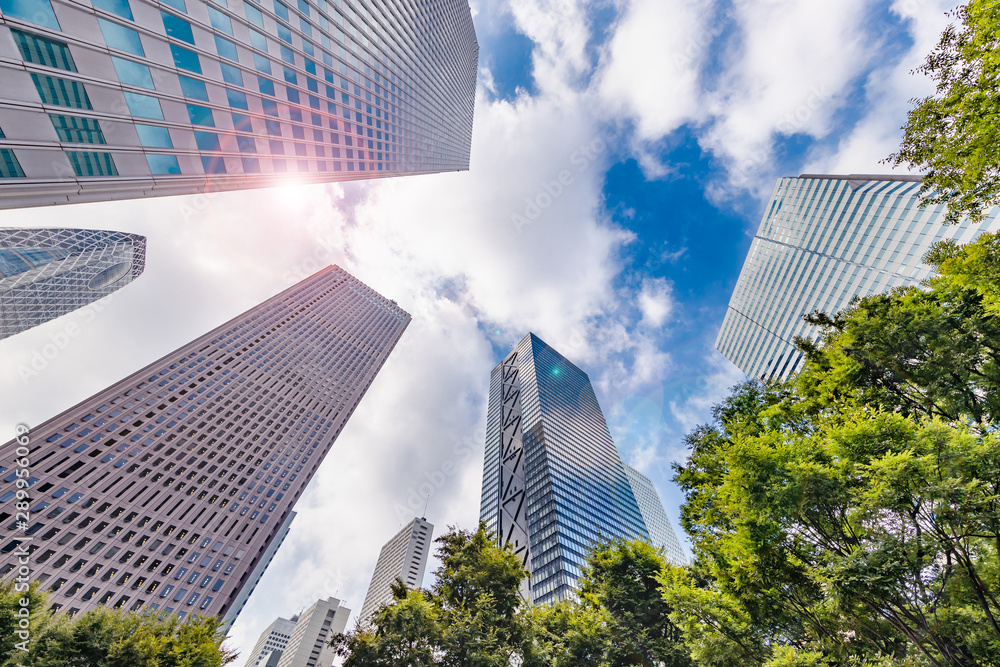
[358,516,431,623]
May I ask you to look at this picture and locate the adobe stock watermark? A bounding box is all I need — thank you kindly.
[16,293,117,385]
[511,136,608,234]
[11,424,33,656]
[393,435,478,523]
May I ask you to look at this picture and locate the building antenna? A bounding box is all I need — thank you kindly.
[422,494,429,518]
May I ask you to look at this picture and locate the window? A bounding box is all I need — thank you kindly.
[31,74,91,109]
[193,131,220,151]
[160,0,185,11]
[226,89,248,110]
[207,6,233,34]
[257,77,275,97]
[244,2,263,27]
[10,29,75,71]
[146,154,181,175]
[98,18,144,56]
[253,53,271,74]
[111,57,154,89]
[0,0,60,29]
[178,75,208,101]
[240,157,259,172]
[201,156,226,173]
[272,0,287,20]
[220,62,243,86]
[161,11,195,44]
[169,44,201,73]
[214,35,238,62]
[0,150,25,178]
[186,104,214,126]
[249,29,267,52]
[123,92,163,119]
[135,124,172,148]
[49,115,105,144]
[92,0,132,19]
[236,135,255,152]
[66,151,118,177]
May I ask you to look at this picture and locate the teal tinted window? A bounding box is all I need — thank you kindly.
[146,154,180,175]
[300,39,312,56]
[178,75,208,101]
[10,29,75,71]
[304,58,316,76]
[0,0,59,29]
[253,53,271,73]
[279,45,294,65]
[160,0,185,12]
[272,0,287,20]
[0,149,25,178]
[31,74,92,109]
[226,88,248,110]
[244,2,263,27]
[295,0,308,15]
[220,62,243,86]
[99,18,144,55]
[135,124,172,147]
[276,23,291,45]
[236,135,255,152]
[169,44,201,73]
[91,0,132,19]
[249,29,267,52]
[214,35,238,61]
[50,114,106,143]
[257,77,274,96]
[207,6,232,33]
[67,151,118,177]
[201,155,226,173]
[231,113,252,131]
[111,57,154,89]
[186,104,214,126]
[123,92,163,119]
[261,99,277,116]
[282,67,296,84]
[161,12,194,44]
[194,131,220,150]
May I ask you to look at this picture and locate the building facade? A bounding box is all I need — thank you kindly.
[621,463,686,566]
[0,265,409,625]
[0,0,478,208]
[1,227,145,340]
[275,596,350,667]
[716,174,1000,380]
[358,516,431,623]
[480,333,651,605]
[244,611,298,667]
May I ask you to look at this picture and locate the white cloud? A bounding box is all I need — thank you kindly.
[637,276,674,328]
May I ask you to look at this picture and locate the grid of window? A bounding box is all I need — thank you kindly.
[0,149,24,178]
[66,151,118,176]
[0,0,478,206]
[0,267,409,625]
[50,115,106,144]
[716,175,1000,379]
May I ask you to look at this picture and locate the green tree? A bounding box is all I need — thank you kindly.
[886,0,1000,224]
[669,380,1000,666]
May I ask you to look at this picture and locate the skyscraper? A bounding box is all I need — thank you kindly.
[0,0,478,208]
[480,333,652,605]
[716,174,1000,380]
[358,516,432,623]
[0,227,145,340]
[275,597,350,667]
[244,611,298,667]
[0,266,409,626]
[621,463,686,566]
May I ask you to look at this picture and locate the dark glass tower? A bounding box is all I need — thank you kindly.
[0,266,408,629]
[480,333,651,604]
[0,227,145,340]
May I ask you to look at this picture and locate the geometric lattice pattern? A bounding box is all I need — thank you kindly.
[716,174,1000,380]
[495,348,531,599]
[0,266,409,623]
[0,227,146,340]
[480,333,651,605]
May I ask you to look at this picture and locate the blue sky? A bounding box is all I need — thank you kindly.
[0,0,959,660]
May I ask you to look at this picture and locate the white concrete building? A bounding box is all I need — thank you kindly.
[358,516,432,623]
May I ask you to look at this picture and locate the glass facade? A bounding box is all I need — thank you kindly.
[0,227,145,340]
[480,333,651,605]
[621,463,686,566]
[0,0,478,208]
[0,266,409,624]
[717,174,1000,380]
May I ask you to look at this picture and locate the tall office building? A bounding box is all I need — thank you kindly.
[480,333,651,605]
[275,596,350,667]
[244,612,298,667]
[0,0,478,208]
[0,266,409,627]
[717,174,1000,380]
[621,463,686,566]
[1,227,145,339]
[358,516,431,623]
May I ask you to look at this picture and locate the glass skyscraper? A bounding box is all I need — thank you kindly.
[717,174,1000,380]
[0,0,477,208]
[0,265,409,628]
[621,463,686,566]
[0,227,145,339]
[480,333,655,605]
